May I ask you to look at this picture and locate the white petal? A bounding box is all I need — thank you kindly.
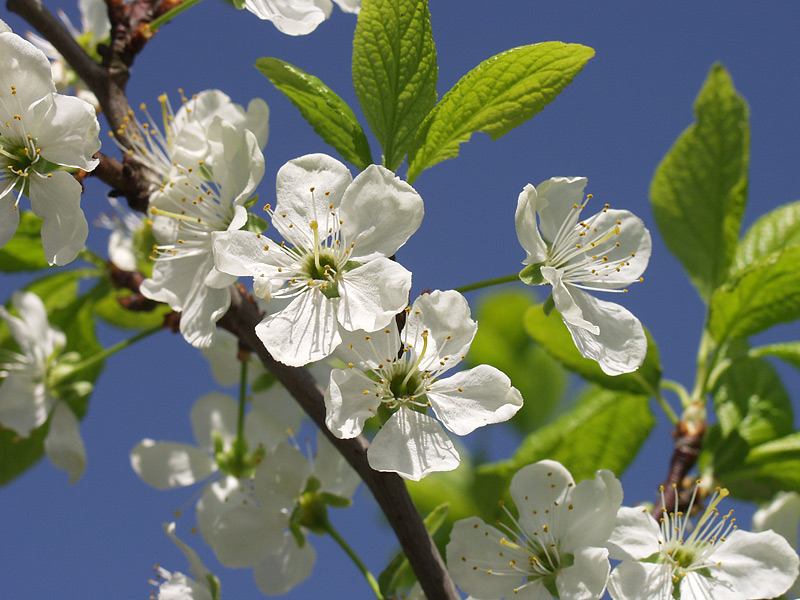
[324,367,381,438]
[253,442,312,510]
[208,505,285,567]
[605,506,661,561]
[179,279,231,349]
[515,183,548,265]
[5,290,64,357]
[560,469,623,550]
[256,290,341,367]
[332,0,360,13]
[195,476,251,544]
[607,561,672,600]
[108,229,137,271]
[314,431,359,499]
[710,529,800,599]
[247,386,304,450]
[334,322,400,370]
[212,230,285,283]
[367,409,460,481]
[0,31,56,109]
[163,522,213,586]
[0,19,12,33]
[446,516,526,599]
[337,258,411,332]
[509,460,574,536]
[273,153,351,244]
[0,196,20,249]
[44,401,86,484]
[679,573,739,600]
[405,290,477,373]
[157,572,213,600]
[190,392,239,452]
[35,93,100,170]
[340,164,424,261]
[533,177,588,242]
[253,531,316,594]
[0,375,50,436]
[201,329,248,387]
[427,365,522,436]
[129,439,216,489]
[556,546,610,600]
[752,491,800,549]
[243,0,332,35]
[541,266,599,334]
[28,172,88,266]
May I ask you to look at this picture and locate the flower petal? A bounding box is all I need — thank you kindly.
[256,289,341,367]
[0,196,20,249]
[253,442,312,510]
[163,522,214,586]
[337,257,411,332]
[247,385,304,450]
[314,431,359,498]
[34,92,100,170]
[44,401,86,484]
[428,364,522,436]
[367,408,460,481]
[0,30,56,109]
[607,561,672,600]
[515,183,548,265]
[340,164,424,261]
[190,392,239,452]
[195,476,251,544]
[0,374,50,436]
[253,531,316,594]
[324,367,381,438]
[129,439,216,490]
[157,572,213,600]
[208,505,284,568]
[560,469,623,550]
[752,491,800,549]
[556,546,610,600]
[533,177,588,242]
[243,0,332,35]
[509,460,575,536]
[605,506,661,561]
[28,172,88,266]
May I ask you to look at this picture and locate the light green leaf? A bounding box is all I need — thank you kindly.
[352,0,437,171]
[479,387,654,487]
[749,342,800,372]
[0,211,51,272]
[467,290,566,430]
[523,303,662,395]
[732,200,800,274]
[377,503,449,596]
[708,245,800,342]
[91,279,170,330]
[650,63,749,302]
[716,433,800,501]
[255,57,372,170]
[407,42,594,182]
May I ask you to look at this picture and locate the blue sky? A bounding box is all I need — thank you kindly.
[1,1,799,599]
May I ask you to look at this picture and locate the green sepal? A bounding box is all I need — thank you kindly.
[317,491,353,509]
[242,213,269,234]
[542,293,555,316]
[519,263,545,286]
[251,371,278,392]
[255,57,373,170]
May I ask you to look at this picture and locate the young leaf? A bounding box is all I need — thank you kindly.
[716,433,800,501]
[732,200,800,274]
[749,342,800,372]
[478,387,654,485]
[91,279,170,330]
[650,64,749,302]
[406,42,594,182]
[708,245,800,342]
[523,303,662,395]
[352,0,437,171]
[255,57,373,170]
[0,211,51,272]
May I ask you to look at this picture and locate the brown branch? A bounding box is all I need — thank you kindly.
[653,419,706,519]
[219,288,461,600]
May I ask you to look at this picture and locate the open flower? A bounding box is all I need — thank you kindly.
[213,153,424,367]
[606,484,800,600]
[243,0,359,35]
[0,291,87,482]
[447,459,622,599]
[138,119,265,348]
[196,433,359,595]
[325,289,523,480]
[0,20,100,265]
[130,389,301,490]
[515,177,651,375]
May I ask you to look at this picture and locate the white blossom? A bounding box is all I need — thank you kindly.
[606,484,800,600]
[0,291,87,482]
[325,289,523,480]
[243,0,359,35]
[447,459,622,599]
[0,20,100,265]
[213,153,424,367]
[196,433,359,595]
[515,177,651,375]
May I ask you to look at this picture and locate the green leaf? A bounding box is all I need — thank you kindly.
[650,63,749,302]
[732,200,800,275]
[708,245,800,342]
[714,433,800,501]
[255,57,373,170]
[749,342,800,372]
[523,303,662,395]
[407,42,594,182]
[377,502,450,596]
[712,357,793,447]
[91,279,170,330]
[466,290,566,429]
[479,387,654,485]
[352,0,437,171]
[0,211,51,272]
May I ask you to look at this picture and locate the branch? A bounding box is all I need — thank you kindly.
[653,419,705,519]
[219,288,461,600]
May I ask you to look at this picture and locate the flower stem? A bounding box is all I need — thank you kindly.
[322,519,385,600]
[63,324,162,375]
[149,0,206,31]
[454,273,520,294]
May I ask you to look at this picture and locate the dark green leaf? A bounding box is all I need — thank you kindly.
[255,57,373,170]
[732,200,800,274]
[0,211,51,272]
[523,303,662,395]
[650,63,749,302]
[352,0,437,171]
[407,42,594,182]
[708,245,800,342]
